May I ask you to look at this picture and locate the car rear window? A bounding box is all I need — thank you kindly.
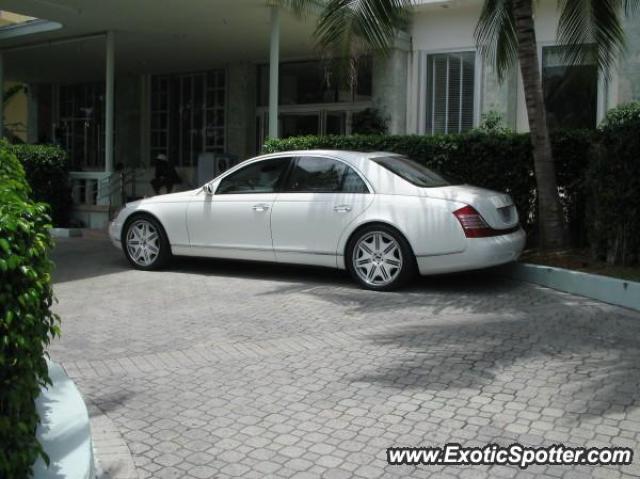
[372,156,456,188]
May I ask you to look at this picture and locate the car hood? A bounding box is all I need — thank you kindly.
[421,185,519,229]
[126,189,198,209]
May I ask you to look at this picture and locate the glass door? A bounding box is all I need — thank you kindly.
[150,71,226,167]
[58,83,105,170]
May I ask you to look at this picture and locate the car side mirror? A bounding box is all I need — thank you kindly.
[203,183,215,195]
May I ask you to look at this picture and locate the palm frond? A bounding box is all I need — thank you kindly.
[558,0,640,76]
[3,84,26,104]
[474,0,518,81]
[314,0,412,56]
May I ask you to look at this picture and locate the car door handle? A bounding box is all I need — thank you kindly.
[252,204,270,212]
[333,205,352,213]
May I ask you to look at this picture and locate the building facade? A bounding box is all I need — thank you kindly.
[1,0,639,227]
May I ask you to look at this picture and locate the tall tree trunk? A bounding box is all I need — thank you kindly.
[513,0,566,250]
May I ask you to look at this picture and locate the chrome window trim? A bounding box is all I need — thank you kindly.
[209,153,374,195]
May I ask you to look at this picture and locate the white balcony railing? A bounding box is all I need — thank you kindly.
[69,171,112,208]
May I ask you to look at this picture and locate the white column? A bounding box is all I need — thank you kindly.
[0,52,4,139]
[105,31,115,172]
[268,7,280,139]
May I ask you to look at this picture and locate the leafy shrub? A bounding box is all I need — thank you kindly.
[475,110,513,133]
[551,129,594,247]
[263,131,592,241]
[587,102,640,265]
[599,100,640,129]
[0,141,60,478]
[10,144,72,227]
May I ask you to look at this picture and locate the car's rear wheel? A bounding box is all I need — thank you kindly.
[347,225,416,291]
[123,215,171,270]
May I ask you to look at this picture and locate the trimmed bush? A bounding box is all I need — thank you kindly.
[588,102,640,265]
[551,129,594,247]
[263,130,592,242]
[0,141,60,478]
[10,144,72,227]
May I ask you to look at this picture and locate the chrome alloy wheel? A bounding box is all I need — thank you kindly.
[126,219,160,267]
[352,231,403,287]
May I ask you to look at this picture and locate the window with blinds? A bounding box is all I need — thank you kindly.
[426,52,475,134]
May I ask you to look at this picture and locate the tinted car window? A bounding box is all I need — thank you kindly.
[284,157,369,193]
[373,156,455,188]
[216,158,290,194]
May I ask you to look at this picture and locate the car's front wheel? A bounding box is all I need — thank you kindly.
[347,225,416,291]
[123,215,171,270]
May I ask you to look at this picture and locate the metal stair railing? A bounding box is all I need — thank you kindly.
[96,168,146,219]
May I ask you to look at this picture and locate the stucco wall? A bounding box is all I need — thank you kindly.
[618,15,640,105]
[481,64,518,129]
[372,48,408,134]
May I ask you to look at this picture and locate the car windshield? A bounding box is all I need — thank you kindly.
[372,156,456,188]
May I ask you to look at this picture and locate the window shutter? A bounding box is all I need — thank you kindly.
[426,52,475,134]
[461,53,475,132]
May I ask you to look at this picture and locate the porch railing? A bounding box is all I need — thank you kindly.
[70,168,145,219]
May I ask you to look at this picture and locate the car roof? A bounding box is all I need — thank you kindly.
[258,149,401,168]
[216,149,417,196]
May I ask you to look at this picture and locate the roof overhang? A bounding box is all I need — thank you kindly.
[0,18,62,40]
[0,0,319,83]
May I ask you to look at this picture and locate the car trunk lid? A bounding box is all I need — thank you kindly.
[421,185,519,230]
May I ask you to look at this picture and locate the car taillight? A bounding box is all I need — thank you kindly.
[453,205,497,238]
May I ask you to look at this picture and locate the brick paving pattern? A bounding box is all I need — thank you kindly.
[51,236,640,478]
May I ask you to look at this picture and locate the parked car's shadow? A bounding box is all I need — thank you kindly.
[53,236,539,311]
[171,254,353,285]
[171,256,531,314]
[52,237,129,284]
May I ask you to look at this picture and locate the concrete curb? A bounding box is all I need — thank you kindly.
[33,361,95,479]
[501,262,640,312]
[50,228,83,238]
[88,402,138,479]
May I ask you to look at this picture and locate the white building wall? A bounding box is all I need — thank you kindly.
[408,0,628,134]
[373,48,409,134]
[618,15,640,105]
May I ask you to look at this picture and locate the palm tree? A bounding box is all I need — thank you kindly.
[276,0,638,250]
[273,1,411,56]
[475,0,639,249]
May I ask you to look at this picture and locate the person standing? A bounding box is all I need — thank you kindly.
[150,153,181,195]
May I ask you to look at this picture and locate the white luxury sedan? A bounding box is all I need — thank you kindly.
[109,150,525,291]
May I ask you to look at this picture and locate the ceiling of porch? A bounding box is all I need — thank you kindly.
[0,0,318,83]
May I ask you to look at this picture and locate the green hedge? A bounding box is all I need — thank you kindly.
[263,130,592,244]
[10,144,72,227]
[588,102,640,265]
[0,141,60,478]
[550,129,594,247]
